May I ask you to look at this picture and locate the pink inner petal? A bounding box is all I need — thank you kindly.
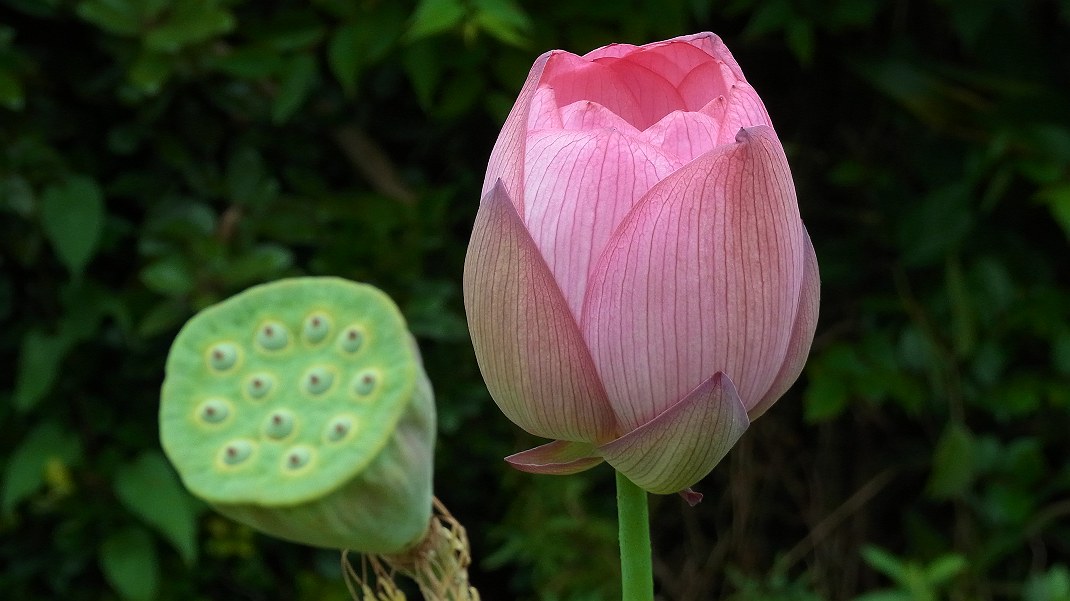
[617,42,718,87]
[528,86,564,132]
[677,61,735,111]
[697,83,773,145]
[558,99,641,135]
[597,57,687,129]
[639,110,723,164]
[583,43,639,60]
[524,129,681,318]
[543,52,686,131]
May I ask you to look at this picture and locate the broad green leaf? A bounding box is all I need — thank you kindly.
[206,46,284,79]
[852,592,913,601]
[114,452,199,565]
[140,257,195,296]
[945,257,976,356]
[128,51,173,95]
[2,174,35,216]
[926,423,975,500]
[5,0,62,17]
[925,554,967,585]
[861,546,908,584]
[328,23,365,96]
[407,0,465,40]
[0,67,25,110]
[1038,183,1070,242]
[1023,565,1070,601]
[137,299,188,338]
[271,53,317,124]
[803,373,847,423]
[327,9,403,95]
[401,41,441,111]
[226,147,278,207]
[471,0,531,47]
[260,18,326,52]
[100,527,159,601]
[742,0,792,38]
[145,0,235,52]
[76,0,142,36]
[2,421,81,514]
[1054,330,1070,375]
[223,244,293,286]
[786,20,814,65]
[13,330,71,411]
[40,175,105,275]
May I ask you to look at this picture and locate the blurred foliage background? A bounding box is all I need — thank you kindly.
[1,0,1069,599]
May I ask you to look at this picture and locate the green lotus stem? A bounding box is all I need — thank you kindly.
[616,470,654,601]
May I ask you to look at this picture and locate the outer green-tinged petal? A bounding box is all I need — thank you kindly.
[505,440,604,475]
[582,126,806,430]
[463,182,617,442]
[598,372,749,494]
[748,231,820,420]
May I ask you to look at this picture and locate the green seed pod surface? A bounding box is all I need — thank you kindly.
[160,277,435,554]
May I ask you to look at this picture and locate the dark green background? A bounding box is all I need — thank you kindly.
[2,0,1069,599]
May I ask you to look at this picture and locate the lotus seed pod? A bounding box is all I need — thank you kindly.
[160,277,435,554]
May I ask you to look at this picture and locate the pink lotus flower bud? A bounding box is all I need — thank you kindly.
[463,32,820,496]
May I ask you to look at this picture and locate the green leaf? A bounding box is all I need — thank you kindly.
[128,50,173,95]
[1037,183,1070,242]
[2,421,81,514]
[272,53,317,124]
[226,147,278,207]
[0,67,25,110]
[76,0,143,36]
[785,20,814,65]
[743,0,792,38]
[145,0,235,52]
[207,46,284,79]
[222,244,293,286]
[137,299,189,338]
[925,554,967,585]
[40,175,106,275]
[13,330,72,411]
[407,0,466,40]
[471,0,531,47]
[926,423,975,500]
[852,591,913,601]
[140,256,195,296]
[1023,565,1070,601]
[114,452,199,565]
[328,23,365,96]
[260,19,326,52]
[401,41,442,111]
[1053,330,1070,376]
[861,546,908,584]
[100,527,159,601]
[945,257,976,356]
[327,7,404,96]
